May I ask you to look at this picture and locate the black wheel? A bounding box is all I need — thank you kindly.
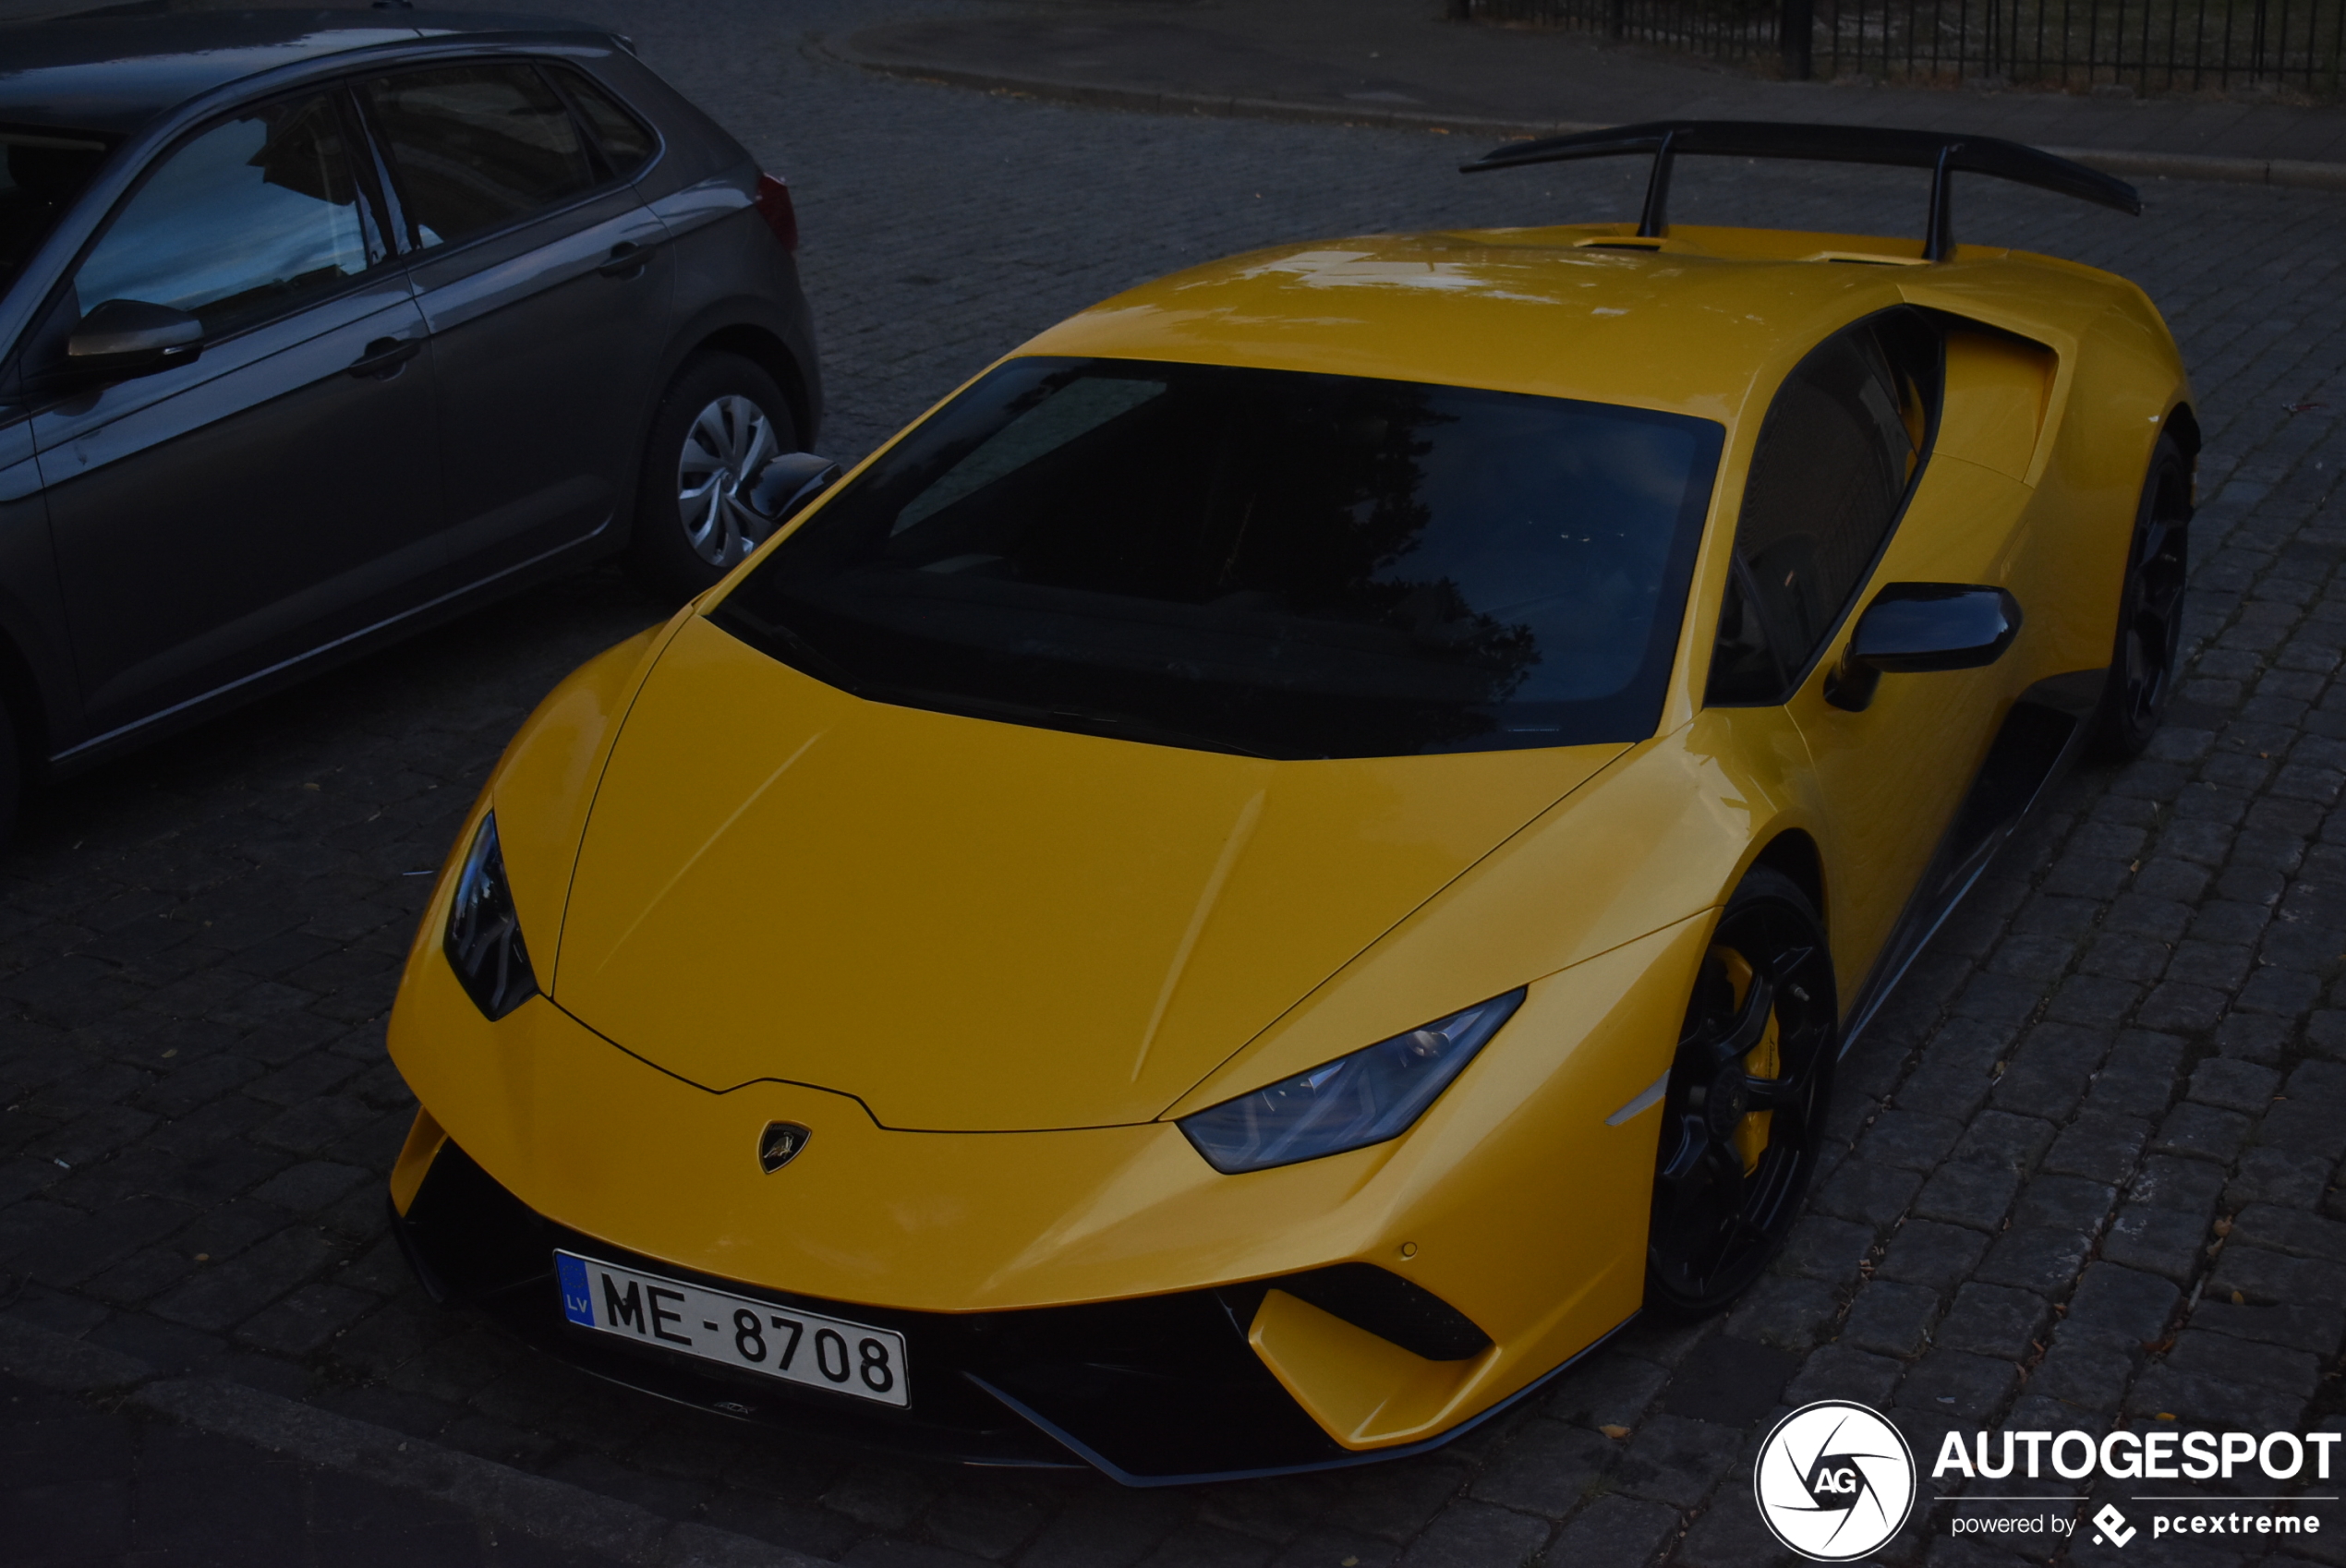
[2089,433,2192,761]
[626,352,796,600]
[1645,868,1837,1317]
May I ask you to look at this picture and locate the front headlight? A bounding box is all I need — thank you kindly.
[1178,990,1525,1174]
[444,812,538,1021]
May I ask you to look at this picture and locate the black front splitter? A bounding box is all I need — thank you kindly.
[391,1138,1618,1485]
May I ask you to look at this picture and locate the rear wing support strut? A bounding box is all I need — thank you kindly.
[1462,121,2140,261]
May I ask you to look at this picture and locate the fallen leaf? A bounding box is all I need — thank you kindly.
[2212,1217,2233,1236]
[2232,1290,2246,1305]
[2157,1412,2176,1421]
[1601,1424,1632,1440]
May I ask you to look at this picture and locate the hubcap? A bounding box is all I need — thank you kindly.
[676,394,780,569]
[1649,902,1836,1310]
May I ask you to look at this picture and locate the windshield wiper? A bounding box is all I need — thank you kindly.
[1046,705,1279,760]
[711,605,866,695]
[712,607,1289,758]
[913,690,1280,761]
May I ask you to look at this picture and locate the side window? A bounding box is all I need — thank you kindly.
[360,65,599,249]
[550,67,657,176]
[70,94,375,340]
[1706,309,1941,705]
[2,132,108,292]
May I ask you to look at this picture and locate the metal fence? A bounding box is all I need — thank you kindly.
[1451,0,2346,94]
[1454,0,1783,65]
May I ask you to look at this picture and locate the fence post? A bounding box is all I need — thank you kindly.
[1610,0,1626,39]
[1782,0,1816,75]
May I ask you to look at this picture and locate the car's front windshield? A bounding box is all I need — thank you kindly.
[0,129,108,298]
[714,356,1723,760]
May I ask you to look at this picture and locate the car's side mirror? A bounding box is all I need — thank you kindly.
[64,299,203,384]
[1825,583,2022,712]
[747,452,840,525]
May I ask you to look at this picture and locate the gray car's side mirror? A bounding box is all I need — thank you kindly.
[65,299,203,383]
[747,452,840,525]
[1825,583,2022,712]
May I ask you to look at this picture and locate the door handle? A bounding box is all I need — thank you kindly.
[596,240,658,279]
[347,336,423,379]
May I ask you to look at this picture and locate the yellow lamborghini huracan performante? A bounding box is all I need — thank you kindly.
[385,123,2194,1482]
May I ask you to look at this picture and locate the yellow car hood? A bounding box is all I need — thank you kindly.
[549,616,1625,1132]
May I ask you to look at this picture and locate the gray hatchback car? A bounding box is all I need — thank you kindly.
[0,8,822,833]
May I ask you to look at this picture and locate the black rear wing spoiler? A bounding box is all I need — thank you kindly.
[1458,120,2140,261]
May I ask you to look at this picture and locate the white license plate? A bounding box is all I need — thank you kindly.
[555,1250,909,1407]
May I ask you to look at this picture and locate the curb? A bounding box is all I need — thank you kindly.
[813,36,1596,142]
[817,36,2346,193]
[0,1314,837,1568]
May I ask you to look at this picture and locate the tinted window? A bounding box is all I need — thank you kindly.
[1707,310,1941,705]
[715,357,1722,761]
[1,131,107,294]
[362,65,598,247]
[71,95,371,339]
[553,68,656,175]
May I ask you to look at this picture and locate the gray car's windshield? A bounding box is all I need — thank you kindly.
[0,130,107,293]
[714,356,1723,760]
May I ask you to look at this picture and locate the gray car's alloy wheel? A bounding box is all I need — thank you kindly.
[676,393,780,570]
[628,351,799,600]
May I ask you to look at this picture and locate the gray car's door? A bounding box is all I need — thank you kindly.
[30,90,440,741]
[358,61,673,585]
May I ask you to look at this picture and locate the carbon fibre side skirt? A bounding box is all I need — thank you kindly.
[1838,668,2109,1054]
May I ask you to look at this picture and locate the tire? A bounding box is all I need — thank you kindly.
[1645,867,1838,1317]
[2087,433,2192,761]
[625,352,796,600]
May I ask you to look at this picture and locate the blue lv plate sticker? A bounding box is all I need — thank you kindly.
[557,1253,596,1326]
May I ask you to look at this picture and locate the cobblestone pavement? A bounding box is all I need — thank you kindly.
[5,4,2346,1564]
[2,1370,628,1567]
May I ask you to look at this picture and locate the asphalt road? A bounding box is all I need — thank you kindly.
[4,3,2345,1565]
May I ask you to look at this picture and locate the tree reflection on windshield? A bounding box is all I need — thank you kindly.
[718,357,1722,761]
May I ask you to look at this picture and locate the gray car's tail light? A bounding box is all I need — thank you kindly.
[754,174,798,254]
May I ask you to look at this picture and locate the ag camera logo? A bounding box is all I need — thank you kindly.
[1754,1400,1918,1561]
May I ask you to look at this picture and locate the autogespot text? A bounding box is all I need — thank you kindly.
[1932,1428,2341,1481]
[1932,1428,2335,1550]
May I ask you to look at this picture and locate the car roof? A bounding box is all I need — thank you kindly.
[1020,223,2126,429]
[0,8,616,138]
